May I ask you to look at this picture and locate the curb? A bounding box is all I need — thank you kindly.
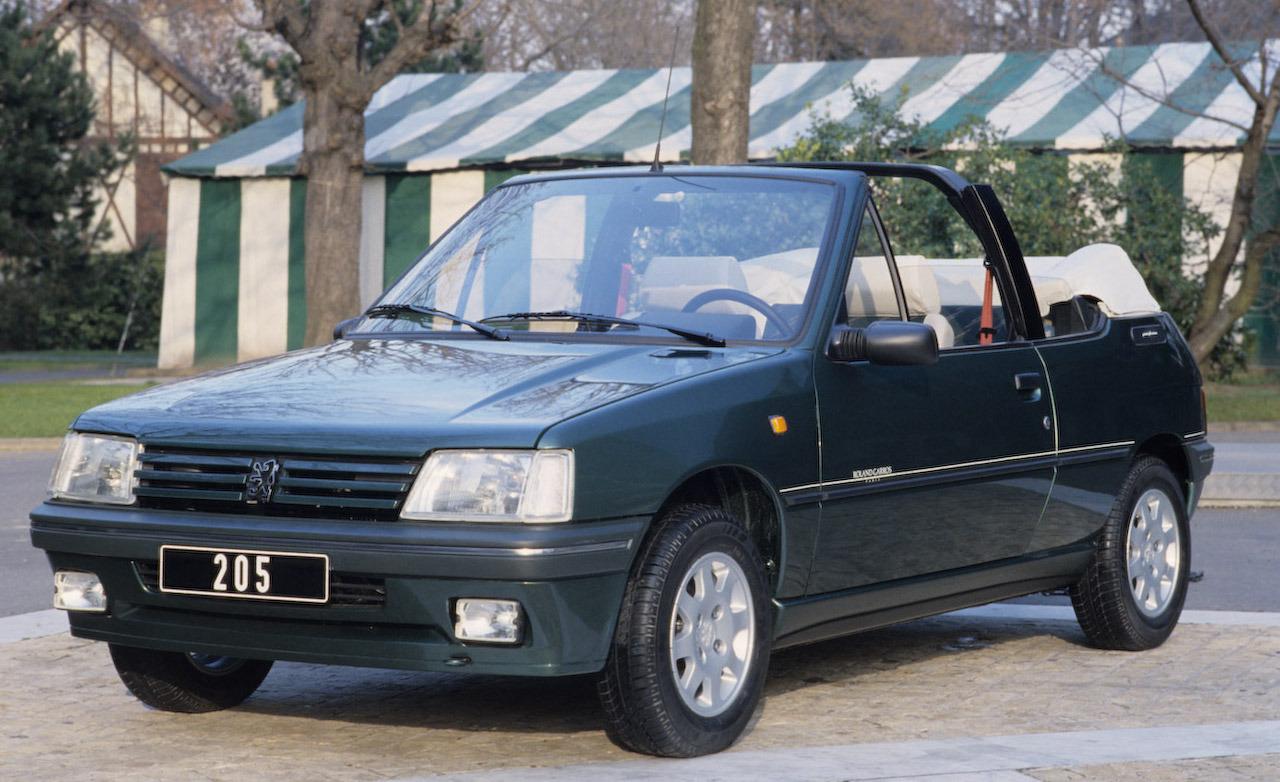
[1208,421,1280,433]
[0,609,65,644]
[0,437,63,452]
[1201,472,1280,504]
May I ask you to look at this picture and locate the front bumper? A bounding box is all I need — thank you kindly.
[30,502,645,676]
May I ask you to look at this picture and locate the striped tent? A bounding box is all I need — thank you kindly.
[159,41,1280,369]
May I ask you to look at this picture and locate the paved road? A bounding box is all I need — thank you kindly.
[3,447,1278,617]
[1211,431,1280,473]
[1,451,59,616]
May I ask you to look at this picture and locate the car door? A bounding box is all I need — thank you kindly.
[805,196,1055,595]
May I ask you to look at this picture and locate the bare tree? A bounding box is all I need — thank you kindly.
[959,0,1124,50]
[1180,0,1280,362]
[757,0,965,61]
[249,1,467,346]
[690,0,755,165]
[475,0,692,71]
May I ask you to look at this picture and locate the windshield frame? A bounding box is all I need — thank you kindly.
[348,169,849,349]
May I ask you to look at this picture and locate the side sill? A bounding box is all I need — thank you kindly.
[771,543,1094,649]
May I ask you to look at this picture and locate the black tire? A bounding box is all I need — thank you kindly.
[597,504,772,757]
[108,644,273,713]
[1070,457,1191,651]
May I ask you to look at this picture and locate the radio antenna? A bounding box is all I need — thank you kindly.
[651,28,682,173]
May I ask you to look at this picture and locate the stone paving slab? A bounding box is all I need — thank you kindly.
[2,614,1278,780]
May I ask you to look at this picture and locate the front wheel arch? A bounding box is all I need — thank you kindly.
[652,464,785,592]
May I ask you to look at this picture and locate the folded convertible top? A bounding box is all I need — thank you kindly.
[896,244,1161,318]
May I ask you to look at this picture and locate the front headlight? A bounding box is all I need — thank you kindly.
[49,433,139,505]
[401,449,573,522]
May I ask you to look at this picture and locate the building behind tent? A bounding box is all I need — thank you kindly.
[159,43,1280,370]
[45,0,231,254]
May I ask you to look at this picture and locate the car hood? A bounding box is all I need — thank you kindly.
[74,338,779,455]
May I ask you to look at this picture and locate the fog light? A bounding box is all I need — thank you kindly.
[53,570,107,612]
[454,598,522,644]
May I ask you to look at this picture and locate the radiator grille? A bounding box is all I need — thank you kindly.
[134,447,419,521]
[133,560,387,607]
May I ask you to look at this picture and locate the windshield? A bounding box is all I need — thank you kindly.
[358,174,837,343]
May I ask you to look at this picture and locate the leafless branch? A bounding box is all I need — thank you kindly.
[366,0,476,90]
[1187,0,1265,106]
[1067,44,1252,134]
[253,0,313,59]
[515,4,603,71]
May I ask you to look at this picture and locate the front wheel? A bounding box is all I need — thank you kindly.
[597,504,771,757]
[109,644,273,713]
[1071,457,1190,650]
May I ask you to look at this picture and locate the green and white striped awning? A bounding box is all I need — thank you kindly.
[169,40,1279,179]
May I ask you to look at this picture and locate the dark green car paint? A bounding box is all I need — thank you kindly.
[30,164,1211,677]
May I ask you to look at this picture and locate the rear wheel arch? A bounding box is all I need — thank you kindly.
[1134,433,1190,501]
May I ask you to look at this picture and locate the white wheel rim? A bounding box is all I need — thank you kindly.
[668,551,755,718]
[1125,488,1182,618]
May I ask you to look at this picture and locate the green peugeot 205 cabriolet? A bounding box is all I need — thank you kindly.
[32,162,1213,757]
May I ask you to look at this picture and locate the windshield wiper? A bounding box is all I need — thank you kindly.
[364,303,508,341]
[482,310,726,347]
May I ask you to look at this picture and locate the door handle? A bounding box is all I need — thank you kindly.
[1014,372,1042,402]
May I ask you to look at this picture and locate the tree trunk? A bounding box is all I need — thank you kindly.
[1186,99,1279,362]
[690,0,756,165]
[300,89,366,347]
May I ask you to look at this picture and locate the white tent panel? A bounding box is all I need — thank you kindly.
[158,177,201,369]
[359,176,387,309]
[238,178,292,360]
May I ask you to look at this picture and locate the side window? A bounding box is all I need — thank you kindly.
[872,180,1010,349]
[842,203,902,328]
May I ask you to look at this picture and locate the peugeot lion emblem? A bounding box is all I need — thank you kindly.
[245,458,281,504]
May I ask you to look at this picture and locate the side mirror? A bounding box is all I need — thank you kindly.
[829,321,939,366]
[333,316,362,340]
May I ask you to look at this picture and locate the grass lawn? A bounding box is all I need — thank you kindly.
[0,350,156,374]
[0,382,154,438]
[1205,381,1280,423]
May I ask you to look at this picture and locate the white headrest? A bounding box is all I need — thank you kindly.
[898,257,999,311]
[892,255,942,315]
[740,248,818,306]
[846,256,901,318]
[639,256,746,311]
[848,255,943,317]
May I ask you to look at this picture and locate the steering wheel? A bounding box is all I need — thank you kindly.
[681,288,792,336]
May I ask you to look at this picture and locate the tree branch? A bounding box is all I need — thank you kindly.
[254,0,314,59]
[1067,45,1253,134]
[515,2,603,72]
[365,0,474,92]
[1187,0,1266,106]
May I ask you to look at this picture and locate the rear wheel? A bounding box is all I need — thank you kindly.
[597,504,771,757]
[109,644,273,713]
[1071,457,1190,650]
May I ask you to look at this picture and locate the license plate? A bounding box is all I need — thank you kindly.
[159,545,329,604]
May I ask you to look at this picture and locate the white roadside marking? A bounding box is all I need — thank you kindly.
[410,721,1280,782]
[0,608,63,644]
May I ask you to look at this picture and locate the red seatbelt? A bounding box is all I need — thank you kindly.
[616,262,634,316]
[979,266,995,345]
